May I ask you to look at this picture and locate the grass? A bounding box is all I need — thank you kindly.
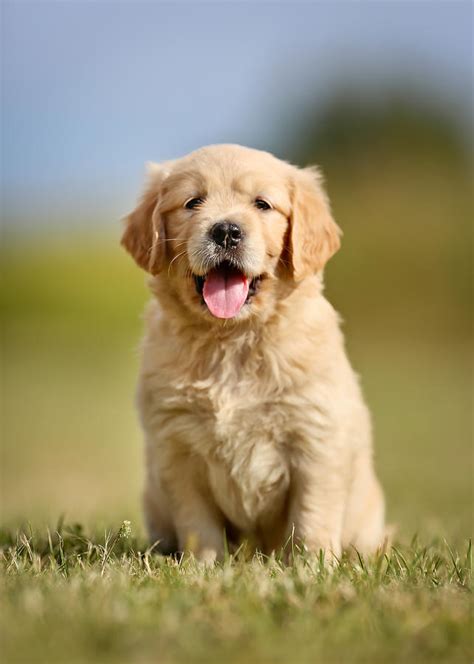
[1,523,471,664]
[1,215,471,663]
[1,236,471,536]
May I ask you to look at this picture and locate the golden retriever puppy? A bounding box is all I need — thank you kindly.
[122,144,385,563]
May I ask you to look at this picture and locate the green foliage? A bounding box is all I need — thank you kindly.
[290,90,470,169]
[287,94,472,351]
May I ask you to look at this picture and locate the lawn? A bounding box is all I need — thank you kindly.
[1,231,472,663]
[1,525,471,664]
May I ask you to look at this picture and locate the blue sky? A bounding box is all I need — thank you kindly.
[2,1,472,229]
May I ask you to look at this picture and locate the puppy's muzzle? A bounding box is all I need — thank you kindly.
[210,222,243,249]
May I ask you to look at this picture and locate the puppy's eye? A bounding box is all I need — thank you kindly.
[184,197,205,210]
[255,198,272,211]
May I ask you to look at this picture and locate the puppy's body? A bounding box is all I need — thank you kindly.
[123,144,385,561]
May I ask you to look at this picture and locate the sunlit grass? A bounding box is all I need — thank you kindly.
[1,221,471,662]
[0,523,471,664]
[1,235,471,537]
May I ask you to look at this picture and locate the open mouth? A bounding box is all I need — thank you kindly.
[193,261,262,319]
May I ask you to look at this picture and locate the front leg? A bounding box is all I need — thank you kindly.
[162,446,226,564]
[287,447,347,560]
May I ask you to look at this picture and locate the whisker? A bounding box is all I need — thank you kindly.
[167,249,188,277]
[147,239,187,258]
[189,246,217,274]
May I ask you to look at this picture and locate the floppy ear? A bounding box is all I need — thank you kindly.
[289,166,342,281]
[121,162,171,274]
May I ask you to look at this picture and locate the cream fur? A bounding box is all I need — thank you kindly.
[122,144,385,562]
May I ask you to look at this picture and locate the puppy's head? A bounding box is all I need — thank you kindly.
[122,145,341,323]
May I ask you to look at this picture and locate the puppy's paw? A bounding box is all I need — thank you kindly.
[195,547,219,567]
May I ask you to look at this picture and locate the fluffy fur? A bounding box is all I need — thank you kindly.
[122,144,385,562]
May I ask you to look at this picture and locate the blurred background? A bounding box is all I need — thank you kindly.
[1,1,472,542]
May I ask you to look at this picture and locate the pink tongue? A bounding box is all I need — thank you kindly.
[203,269,249,319]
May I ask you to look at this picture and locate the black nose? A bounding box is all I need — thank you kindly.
[210,222,242,249]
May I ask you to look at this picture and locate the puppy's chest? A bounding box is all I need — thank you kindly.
[176,369,291,528]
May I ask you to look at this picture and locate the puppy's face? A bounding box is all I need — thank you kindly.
[122,145,341,323]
